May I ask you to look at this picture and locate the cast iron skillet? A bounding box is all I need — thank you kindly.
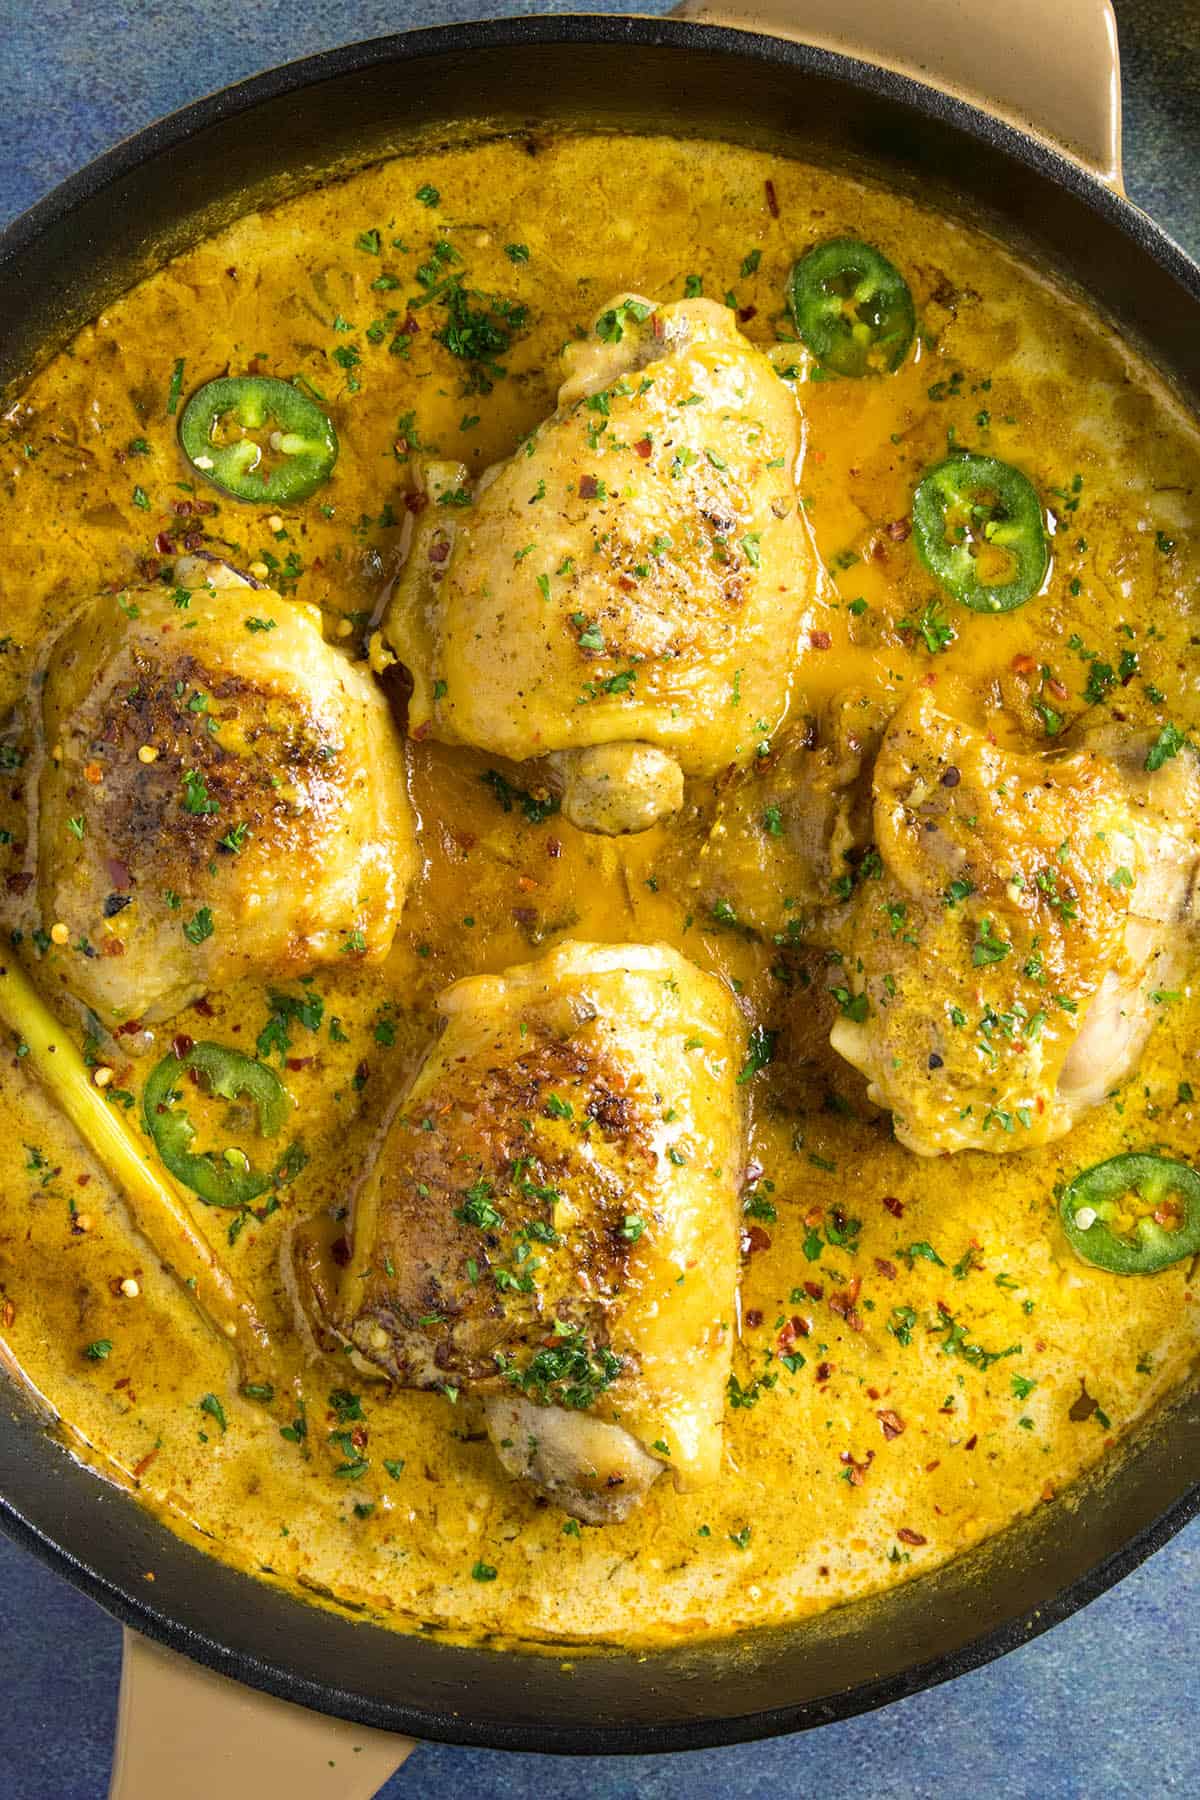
[0,14,1197,1756]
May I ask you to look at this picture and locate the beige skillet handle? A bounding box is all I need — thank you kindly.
[109,1630,415,1800]
[670,0,1123,189]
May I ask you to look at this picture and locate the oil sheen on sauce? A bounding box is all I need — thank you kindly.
[0,134,1197,1649]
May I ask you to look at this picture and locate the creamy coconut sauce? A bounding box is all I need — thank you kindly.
[0,134,1196,1647]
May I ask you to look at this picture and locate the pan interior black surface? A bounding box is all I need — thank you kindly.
[1,14,1197,1753]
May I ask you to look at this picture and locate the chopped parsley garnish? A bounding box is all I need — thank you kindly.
[737,1024,777,1084]
[199,1393,227,1433]
[480,768,560,824]
[182,907,214,945]
[1145,722,1187,773]
[972,918,1010,966]
[502,1322,622,1410]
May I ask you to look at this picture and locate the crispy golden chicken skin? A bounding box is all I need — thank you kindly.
[380,295,825,834]
[34,561,415,1027]
[827,691,1200,1155]
[340,940,745,1522]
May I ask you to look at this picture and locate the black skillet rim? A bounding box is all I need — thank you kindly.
[1,12,1198,1756]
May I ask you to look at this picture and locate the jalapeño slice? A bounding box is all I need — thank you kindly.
[179,376,337,504]
[787,238,916,377]
[1059,1152,1200,1275]
[912,454,1048,613]
[143,1040,290,1208]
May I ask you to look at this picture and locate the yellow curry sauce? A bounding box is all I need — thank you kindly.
[0,134,1197,1647]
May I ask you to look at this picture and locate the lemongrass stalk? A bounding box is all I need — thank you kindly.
[0,952,269,1364]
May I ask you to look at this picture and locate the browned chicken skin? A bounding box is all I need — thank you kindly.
[379,295,826,836]
[32,560,415,1028]
[339,940,745,1522]
[826,691,1200,1155]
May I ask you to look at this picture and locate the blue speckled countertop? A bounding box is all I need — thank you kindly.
[0,4,1196,1795]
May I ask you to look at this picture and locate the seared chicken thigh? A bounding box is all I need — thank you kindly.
[381,295,824,834]
[339,940,744,1522]
[34,560,414,1027]
[827,691,1200,1155]
[683,688,887,937]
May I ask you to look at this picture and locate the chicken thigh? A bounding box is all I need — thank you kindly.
[380,295,825,834]
[826,691,1200,1156]
[681,688,887,938]
[34,560,414,1028]
[338,940,744,1522]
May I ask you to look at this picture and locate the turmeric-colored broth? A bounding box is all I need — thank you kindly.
[0,135,1196,1646]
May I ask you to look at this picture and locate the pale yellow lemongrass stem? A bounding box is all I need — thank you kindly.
[0,952,270,1366]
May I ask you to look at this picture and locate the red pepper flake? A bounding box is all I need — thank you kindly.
[286,1056,315,1072]
[815,1360,834,1383]
[578,475,599,499]
[737,306,758,324]
[101,938,126,958]
[171,1034,194,1061]
[810,629,832,651]
[877,1408,906,1440]
[885,517,912,542]
[1,1300,14,1328]
[634,437,653,459]
[765,178,780,218]
[874,1257,897,1280]
[154,533,176,556]
[331,1235,351,1268]
[964,1434,978,1451]
[741,1224,772,1255]
[403,489,428,514]
[1011,652,1037,677]
[839,1448,874,1486]
[132,1449,159,1481]
[882,1195,904,1218]
[829,1278,864,1331]
[192,996,216,1019]
[400,314,419,336]
[744,1308,763,1329]
[803,1280,823,1301]
[896,1527,927,1547]
[777,1315,809,1351]
[1047,678,1069,702]
[545,838,562,860]
[428,539,450,564]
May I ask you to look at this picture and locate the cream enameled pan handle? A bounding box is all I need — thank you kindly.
[671,0,1123,188]
[109,1631,415,1800]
